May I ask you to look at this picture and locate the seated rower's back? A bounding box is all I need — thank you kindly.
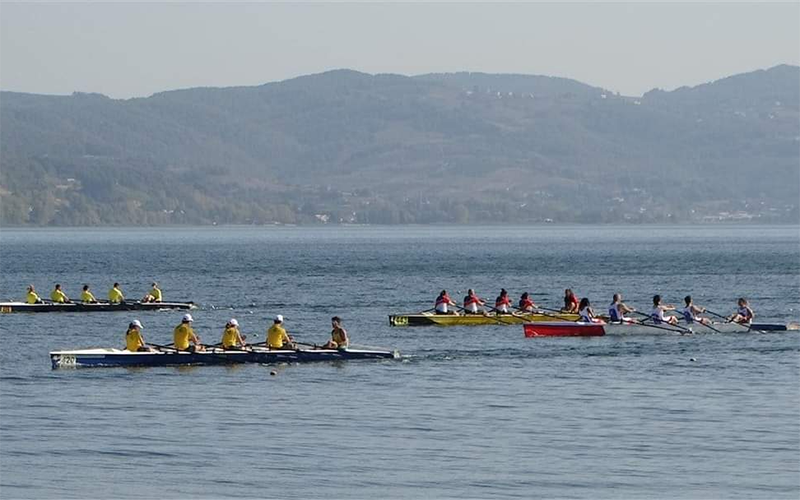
[518,292,536,313]
[267,315,293,348]
[81,285,97,303]
[323,316,349,349]
[125,320,151,352]
[50,284,70,303]
[26,285,42,304]
[463,289,484,314]
[174,314,203,351]
[494,289,511,314]
[222,318,245,349]
[109,283,125,304]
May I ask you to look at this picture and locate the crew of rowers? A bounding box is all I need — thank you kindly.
[25,282,163,304]
[125,314,350,352]
[434,289,755,325]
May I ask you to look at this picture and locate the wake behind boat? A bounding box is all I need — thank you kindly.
[50,345,399,369]
[0,300,196,313]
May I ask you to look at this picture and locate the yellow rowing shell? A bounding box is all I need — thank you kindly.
[389,312,580,327]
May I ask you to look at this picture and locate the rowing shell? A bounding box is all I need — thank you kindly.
[523,321,800,337]
[389,312,580,327]
[0,301,196,313]
[50,346,399,369]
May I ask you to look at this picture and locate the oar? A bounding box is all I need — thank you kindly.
[705,309,730,322]
[704,309,762,332]
[538,305,579,316]
[456,303,514,325]
[632,311,694,334]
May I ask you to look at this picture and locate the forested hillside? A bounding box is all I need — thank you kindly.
[1,65,798,225]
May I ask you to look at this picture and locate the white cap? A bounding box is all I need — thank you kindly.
[274,314,283,323]
[229,318,239,326]
[182,313,194,322]
[131,320,143,328]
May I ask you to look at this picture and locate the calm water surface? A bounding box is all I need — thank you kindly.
[0,225,798,499]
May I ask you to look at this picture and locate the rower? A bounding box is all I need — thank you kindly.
[463,289,485,314]
[323,316,349,349]
[728,298,755,324]
[578,298,602,323]
[50,284,70,303]
[434,290,457,315]
[80,285,98,303]
[608,293,634,323]
[26,285,43,304]
[267,315,295,349]
[108,283,125,304]
[518,292,537,313]
[125,320,154,352]
[561,289,579,313]
[494,288,512,314]
[222,318,246,349]
[682,296,711,326]
[174,313,204,352]
[142,282,162,303]
[650,295,679,325]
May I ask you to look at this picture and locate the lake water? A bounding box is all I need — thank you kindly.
[0,225,798,499]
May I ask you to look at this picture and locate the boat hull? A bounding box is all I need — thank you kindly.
[524,322,605,337]
[389,312,580,327]
[1,301,195,313]
[50,347,399,369]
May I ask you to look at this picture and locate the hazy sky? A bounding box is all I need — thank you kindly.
[1,2,798,98]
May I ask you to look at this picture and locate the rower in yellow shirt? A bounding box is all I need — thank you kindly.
[26,285,43,304]
[174,314,204,352]
[108,283,125,304]
[125,320,153,352]
[80,285,98,303]
[322,316,349,349]
[50,284,70,303]
[221,318,246,349]
[142,282,162,303]
[267,315,294,349]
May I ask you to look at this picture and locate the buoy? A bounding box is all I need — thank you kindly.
[690,357,697,362]
[270,370,277,376]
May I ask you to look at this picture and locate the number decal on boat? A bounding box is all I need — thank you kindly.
[390,316,408,326]
[0,306,11,314]
[58,355,77,366]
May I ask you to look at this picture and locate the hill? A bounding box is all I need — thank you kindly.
[1,65,798,225]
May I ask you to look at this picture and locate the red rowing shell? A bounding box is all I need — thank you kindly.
[523,322,606,337]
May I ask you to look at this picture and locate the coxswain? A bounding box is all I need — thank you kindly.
[80,285,98,303]
[142,282,162,303]
[108,283,125,304]
[174,313,204,352]
[463,289,486,314]
[323,316,349,349]
[125,320,153,352]
[561,289,579,313]
[26,285,43,304]
[650,295,679,325]
[518,292,537,313]
[267,315,294,349]
[728,298,754,324]
[682,296,711,325]
[434,290,457,315]
[578,298,602,323]
[221,318,246,349]
[50,284,70,303]
[608,293,635,323]
[494,288,512,314]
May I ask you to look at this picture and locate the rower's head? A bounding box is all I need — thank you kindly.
[684,295,692,306]
[467,289,475,296]
[152,282,158,288]
[274,314,284,324]
[27,285,34,292]
[228,318,239,327]
[439,290,447,297]
[113,282,120,288]
[521,292,529,299]
[500,288,508,297]
[612,293,621,303]
[130,320,143,330]
[565,289,573,297]
[579,297,590,309]
[653,294,662,306]
[331,316,342,327]
[738,297,747,307]
[182,313,194,324]
[83,285,90,291]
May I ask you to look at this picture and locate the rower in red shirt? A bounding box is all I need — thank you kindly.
[562,288,579,313]
[434,290,457,315]
[518,292,537,312]
[494,288,512,313]
[463,289,486,314]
